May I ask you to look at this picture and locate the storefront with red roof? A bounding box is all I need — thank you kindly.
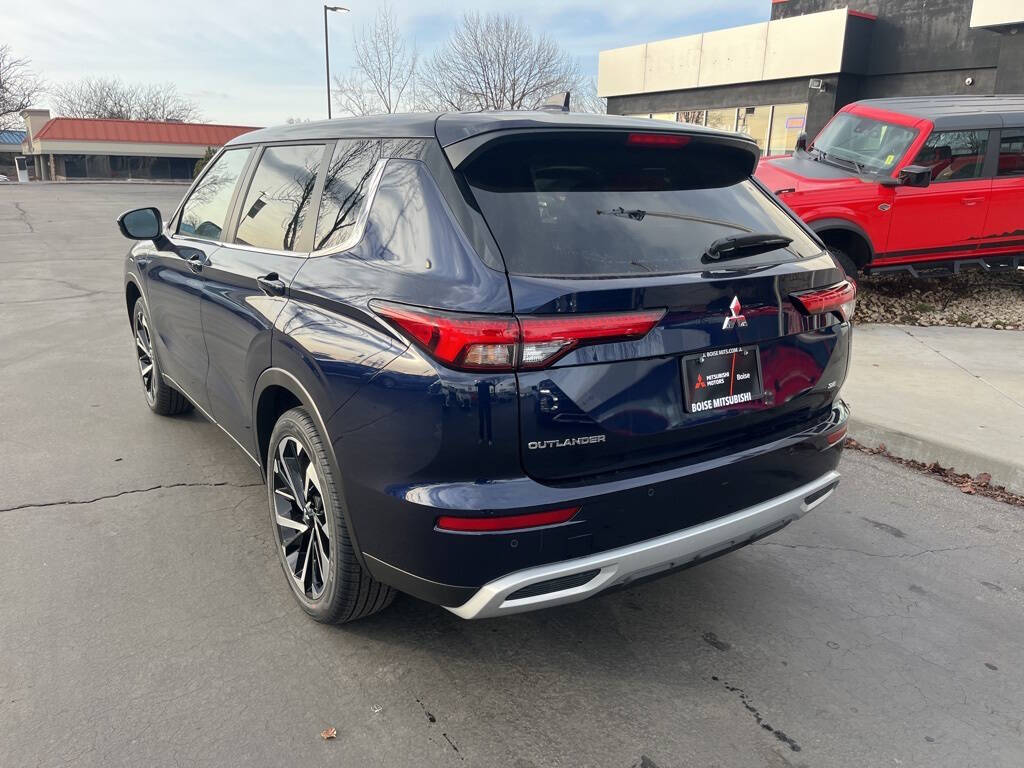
[19,109,257,181]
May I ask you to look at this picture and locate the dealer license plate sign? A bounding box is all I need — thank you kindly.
[682,346,764,413]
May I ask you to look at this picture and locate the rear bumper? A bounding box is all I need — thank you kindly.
[353,400,848,605]
[448,469,840,619]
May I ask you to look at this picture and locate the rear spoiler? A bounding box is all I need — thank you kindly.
[442,126,760,180]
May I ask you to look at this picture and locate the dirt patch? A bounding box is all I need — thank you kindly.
[845,439,1024,507]
[855,270,1024,330]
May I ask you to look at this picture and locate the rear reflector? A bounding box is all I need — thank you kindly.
[437,507,579,532]
[826,425,848,445]
[789,281,857,322]
[371,301,664,372]
[626,132,691,148]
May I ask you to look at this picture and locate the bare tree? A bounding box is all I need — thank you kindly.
[418,12,583,112]
[50,77,201,122]
[571,77,607,115]
[0,45,44,129]
[333,4,417,116]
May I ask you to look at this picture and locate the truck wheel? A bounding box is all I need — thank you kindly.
[829,247,858,282]
[267,407,395,623]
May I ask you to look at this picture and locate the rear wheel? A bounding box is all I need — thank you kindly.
[828,247,858,282]
[267,407,395,623]
[132,299,191,415]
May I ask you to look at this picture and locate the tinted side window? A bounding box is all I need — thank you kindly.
[179,148,252,241]
[235,144,325,252]
[997,130,1024,177]
[913,130,989,182]
[313,139,379,251]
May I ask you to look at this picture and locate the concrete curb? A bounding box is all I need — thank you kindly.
[848,415,1024,496]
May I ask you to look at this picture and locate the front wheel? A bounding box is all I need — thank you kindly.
[132,299,192,416]
[267,407,395,623]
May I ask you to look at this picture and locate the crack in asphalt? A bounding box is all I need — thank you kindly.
[753,541,979,559]
[0,481,263,513]
[12,202,35,233]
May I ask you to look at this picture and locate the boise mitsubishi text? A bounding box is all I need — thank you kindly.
[118,108,852,623]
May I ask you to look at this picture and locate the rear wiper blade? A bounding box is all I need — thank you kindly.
[596,206,646,221]
[704,233,793,262]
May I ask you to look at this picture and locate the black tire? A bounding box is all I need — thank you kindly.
[267,407,395,623]
[132,298,192,416]
[829,247,858,283]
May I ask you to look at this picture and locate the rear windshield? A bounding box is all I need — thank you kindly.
[461,132,822,277]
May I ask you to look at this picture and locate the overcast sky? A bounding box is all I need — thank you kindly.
[5,0,767,126]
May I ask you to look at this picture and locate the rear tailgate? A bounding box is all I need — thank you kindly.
[454,128,852,481]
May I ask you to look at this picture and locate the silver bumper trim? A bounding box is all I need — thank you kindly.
[447,470,840,620]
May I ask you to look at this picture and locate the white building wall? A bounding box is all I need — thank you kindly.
[969,0,1024,28]
[598,7,851,98]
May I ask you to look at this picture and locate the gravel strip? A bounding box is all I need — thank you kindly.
[845,439,1024,507]
[855,269,1024,329]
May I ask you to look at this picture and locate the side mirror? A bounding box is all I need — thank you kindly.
[117,207,163,240]
[897,165,931,188]
[795,132,808,153]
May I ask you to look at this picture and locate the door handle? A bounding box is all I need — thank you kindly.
[961,197,985,206]
[257,273,287,296]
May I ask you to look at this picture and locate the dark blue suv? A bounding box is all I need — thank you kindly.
[118,111,853,623]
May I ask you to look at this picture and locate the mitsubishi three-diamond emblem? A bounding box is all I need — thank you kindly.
[722,296,748,330]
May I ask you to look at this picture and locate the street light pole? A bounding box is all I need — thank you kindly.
[324,5,349,119]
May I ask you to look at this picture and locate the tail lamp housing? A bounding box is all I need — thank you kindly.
[789,281,857,323]
[371,301,665,372]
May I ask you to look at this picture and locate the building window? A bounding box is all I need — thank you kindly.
[678,110,707,126]
[737,106,772,152]
[768,103,808,156]
[706,108,738,133]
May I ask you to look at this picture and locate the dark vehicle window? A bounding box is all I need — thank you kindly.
[178,148,252,241]
[461,132,821,277]
[235,144,325,252]
[812,112,918,175]
[997,130,1024,177]
[313,139,379,251]
[913,130,989,182]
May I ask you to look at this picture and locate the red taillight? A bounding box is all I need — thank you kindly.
[789,281,857,322]
[371,301,665,372]
[518,310,665,369]
[370,302,519,371]
[626,132,691,148]
[437,507,579,532]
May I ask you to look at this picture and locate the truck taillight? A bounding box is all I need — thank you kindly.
[789,281,857,323]
[371,301,665,372]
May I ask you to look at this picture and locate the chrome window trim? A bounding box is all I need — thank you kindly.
[309,157,388,258]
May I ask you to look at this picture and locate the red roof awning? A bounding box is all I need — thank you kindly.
[34,118,258,146]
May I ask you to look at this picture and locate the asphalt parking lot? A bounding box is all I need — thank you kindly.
[2,182,1023,768]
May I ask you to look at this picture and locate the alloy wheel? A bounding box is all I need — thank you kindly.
[272,435,331,599]
[134,305,157,405]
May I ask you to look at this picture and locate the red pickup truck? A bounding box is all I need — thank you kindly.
[756,95,1024,278]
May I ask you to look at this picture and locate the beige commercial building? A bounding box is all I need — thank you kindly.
[599,0,1024,154]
